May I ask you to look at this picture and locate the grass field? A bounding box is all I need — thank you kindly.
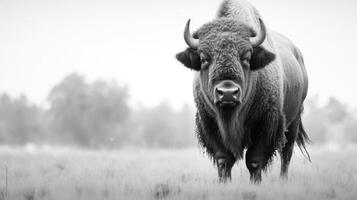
[0,145,356,200]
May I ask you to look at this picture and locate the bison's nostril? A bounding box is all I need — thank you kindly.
[216,88,224,96]
[232,88,239,96]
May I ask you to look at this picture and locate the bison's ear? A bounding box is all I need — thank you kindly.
[176,48,201,71]
[250,46,276,71]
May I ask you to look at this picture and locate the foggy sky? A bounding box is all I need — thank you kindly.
[0,0,356,108]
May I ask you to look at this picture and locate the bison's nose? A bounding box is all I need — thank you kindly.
[214,81,241,107]
[216,87,239,101]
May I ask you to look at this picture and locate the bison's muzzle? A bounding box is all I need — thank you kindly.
[214,80,241,108]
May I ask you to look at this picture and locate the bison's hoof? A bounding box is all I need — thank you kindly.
[217,159,232,183]
[247,161,262,184]
[250,173,262,184]
[219,175,231,183]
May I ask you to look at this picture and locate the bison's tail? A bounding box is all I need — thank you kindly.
[296,117,311,162]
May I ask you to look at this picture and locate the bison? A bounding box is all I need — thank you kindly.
[175,0,310,183]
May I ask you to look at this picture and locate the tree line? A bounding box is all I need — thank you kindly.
[0,73,195,148]
[0,73,356,148]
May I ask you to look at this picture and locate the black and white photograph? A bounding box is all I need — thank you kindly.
[0,0,356,199]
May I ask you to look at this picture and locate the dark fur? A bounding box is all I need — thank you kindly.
[175,0,309,183]
[251,46,276,70]
[176,48,200,71]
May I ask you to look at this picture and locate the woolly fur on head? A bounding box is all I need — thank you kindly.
[194,18,256,41]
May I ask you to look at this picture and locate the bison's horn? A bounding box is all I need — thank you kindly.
[184,19,199,49]
[250,18,266,47]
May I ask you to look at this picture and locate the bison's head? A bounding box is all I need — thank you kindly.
[176,18,275,110]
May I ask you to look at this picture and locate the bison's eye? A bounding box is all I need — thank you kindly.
[241,51,252,66]
[200,53,210,70]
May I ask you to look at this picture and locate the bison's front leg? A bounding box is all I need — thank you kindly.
[245,136,273,184]
[215,151,235,183]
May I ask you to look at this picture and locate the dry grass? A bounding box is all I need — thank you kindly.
[0,145,356,200]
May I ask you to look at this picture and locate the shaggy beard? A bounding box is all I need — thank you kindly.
[216,106,244,158]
